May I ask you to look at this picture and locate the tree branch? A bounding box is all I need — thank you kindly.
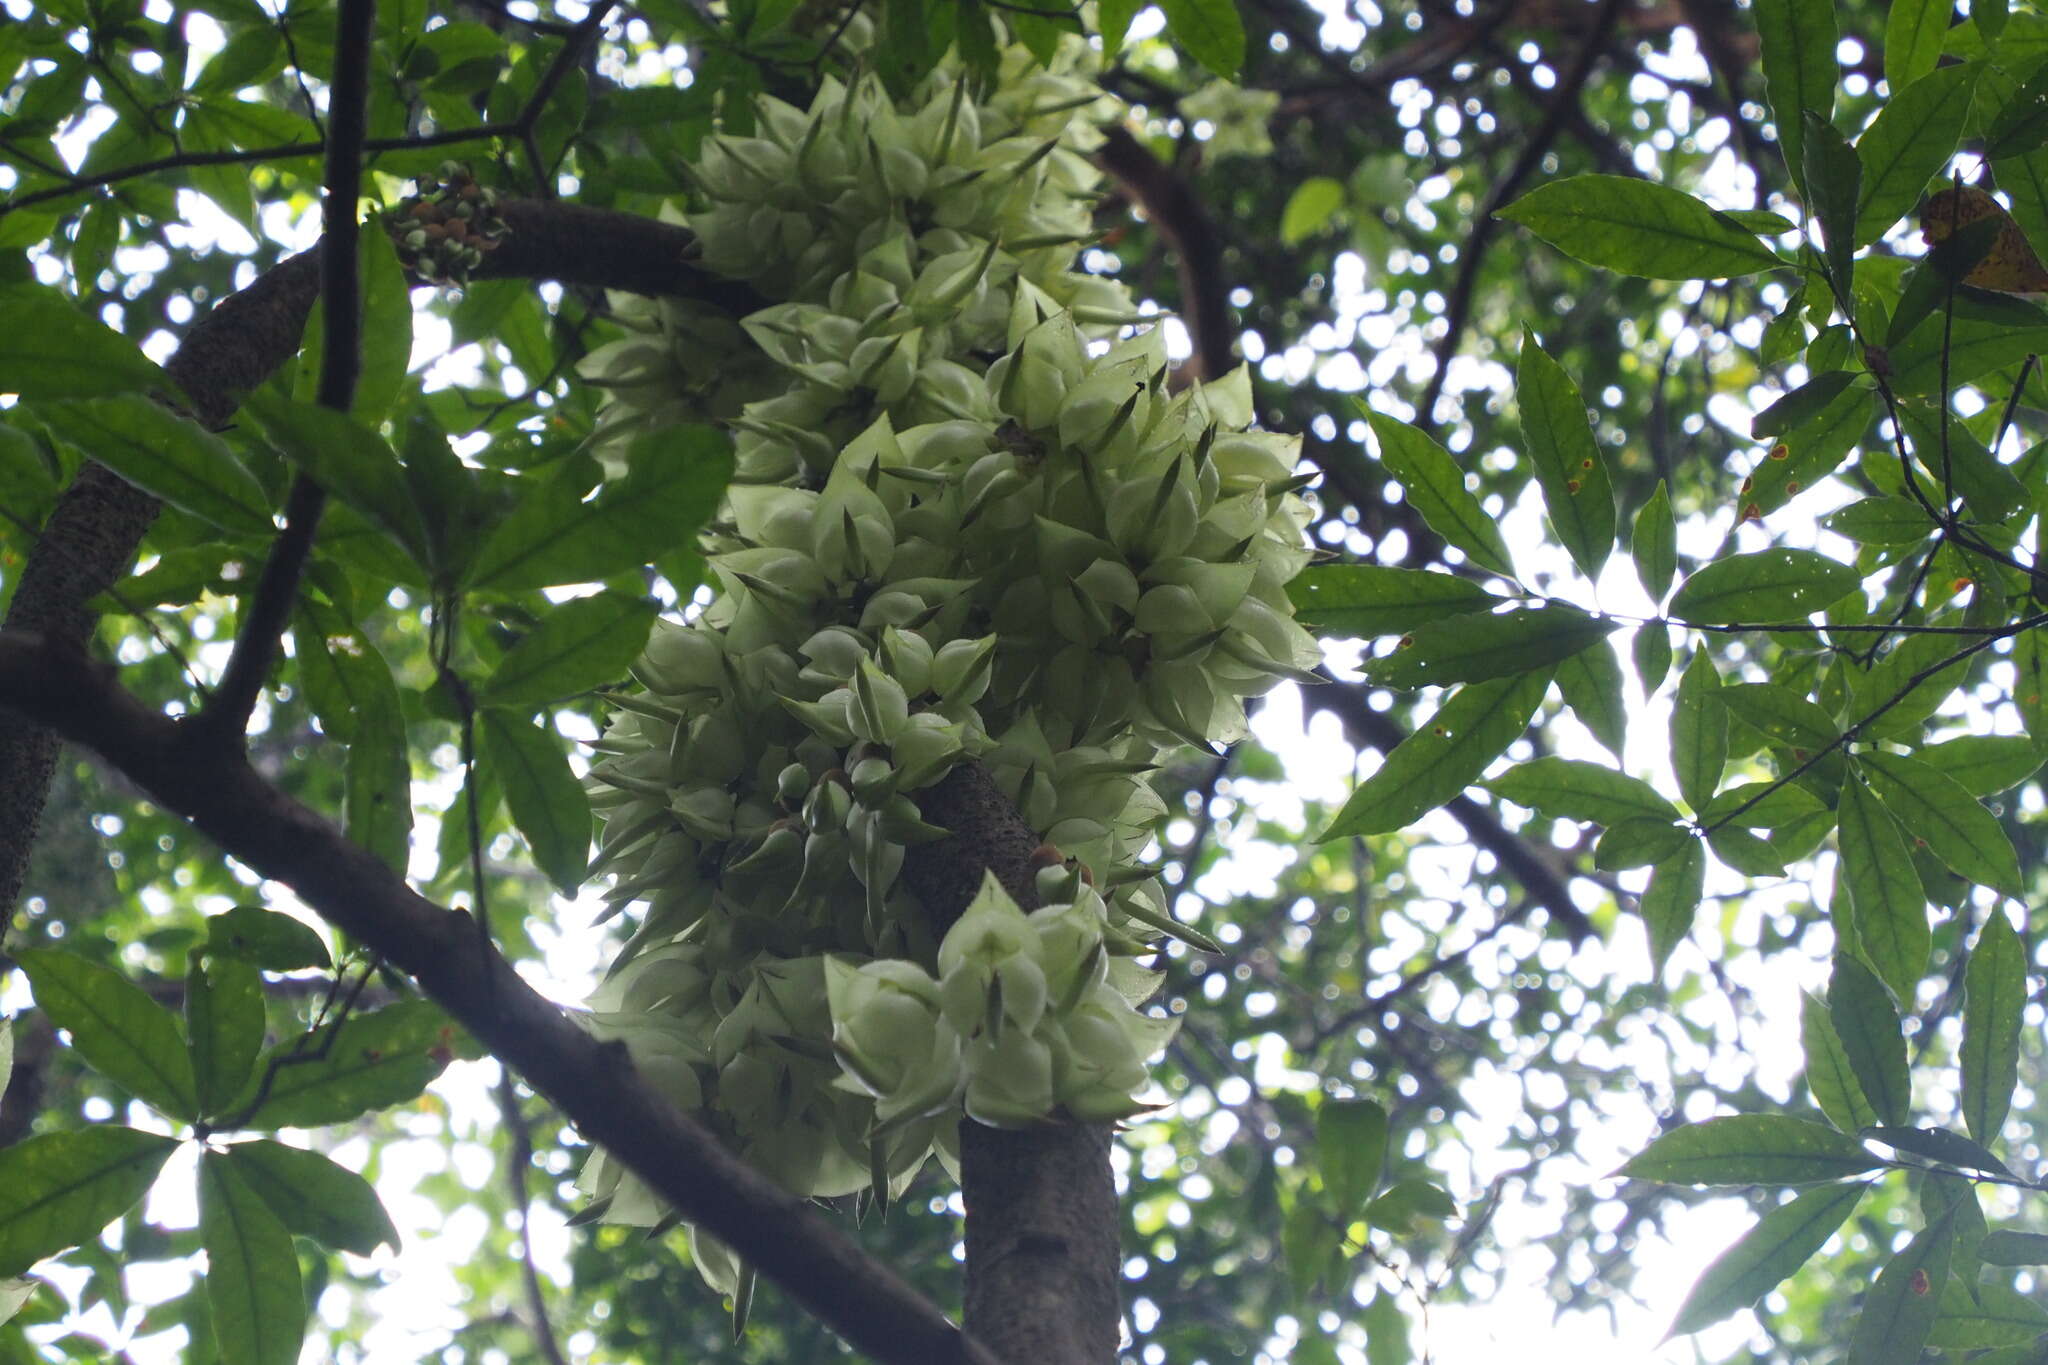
[1096,123,1233,384]
[0,630,999,1365]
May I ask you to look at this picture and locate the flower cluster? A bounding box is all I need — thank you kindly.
[575,34,1317,1270]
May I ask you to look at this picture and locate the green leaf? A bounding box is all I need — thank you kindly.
[1886,284,2048,394]
[206,906,332,972]
[1363,1179,1457,1233]
[1640,837,1705,972]
[1960,912,2026,1145]
[1927,1279,2048,1349]
[200,1151,305,1365]
[1672,650,1728,813]
[293,221,412,428]
[1286,564,1501,638]
[0,292,172,398]
[467,428,734,591]
[1593,817,1693,871]
[1753,0,1837,195]
[244,391,431,569]
[1316,1098,1387,1222]
[1666,1182,1865,1338]
[15,949,198,1121]
[1855,64,1978,246]
[345,705,413,873]
[1981,1230,2048,1266]
[1497,175,1784,279]
[1838,778,1931,1003]
[1828,955,1909,1126]
[1701,780,1829,831]
[1885,0,1952,93]
[1802,114,1861,290]
[1360,605,1616,689]
[1632,481,1677,603]
[1280,177,1345,246]
[1485,756,1678,826]
[479,709,592,891]
[479,592,659,709]
[238,1001,460,1130]
[1633,622,1673,693]
[1846,1208,1955,1365]
[1555,637,1627,760]
[1865,1126,2015,1180]
[1848,630,1975,743]
[1622,1115,1881,1186]
[1707,825,1789,876]
[1515,332,1615,579]
[1364,411,1516,579]
[1985,60,2048,160]
[1158,0,1244,77]
[1753,371,1857,440]
[1802,990,1880,1133]
[1317,670,1551,840]
[1859,752,2023,895]
[1919,734,2044,796]
[35,396,273,537]
[0,1127,178,1277]
[226,1140,399,1256]
[1744,382,1872,517]
[1823,496,1936,545]
[1718,682,1840,755]
[2018,627,2048,744]
[1667,549,1860,623]
[187,956,265,1121]
[1894,402,2028,523]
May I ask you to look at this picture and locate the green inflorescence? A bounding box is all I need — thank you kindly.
[573,30,1317,1290]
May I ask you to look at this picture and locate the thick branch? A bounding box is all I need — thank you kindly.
[908,764,1123,1364]
[0,631,996,1365]
[1097,123,1233,384]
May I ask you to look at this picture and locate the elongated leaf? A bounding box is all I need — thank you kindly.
[1672,650,1728,813]
[227,1140,400,1256]
[1927,1280,2048,1349]
[245,391,431,569]
[1803,113,1861,289]
[1865,1126,2015,1180]
[1894,402,2028,523]
[1286,564,1501,638]
[346,706,413,873]
[1640,837,1705,972]
[1849,630,1974,742]
[1485,756,1678,825]
[200,1151,305,1365]
[1982,1230,2048,1266]
[0,1127,178,1277]
[1702,780,1828,831]
[1516,332,1614,578]
[1280,177,1345,246]
[1497,176,1784,279]
[466,427,734,591]
[1752,371,1857,439]
[1633,622,1673,693]
[1838,778,1931,1003]
[1317,1099,1387,1223]
[1753,0,1837,195]
[1621,1115,1881,1186]
[1718,682,1839,755]
[480,592,659,708]
[1859,752,2023,896]
[207,906,331,972]
[1823,495,1937,545]
[1887,288,2048,394]
[238,1001,461,1130]
[1885,0,1950,92]
[1632,481,1676,602]
[1919,734,2043,796]
[1802,990,1879,1134]
[35,396,272,537]
[1361,605,1616,689]
[1365,1179,1457,1233]
[292,609,403,748]
[1744,383,1872,517]
[1856,65,1978,245]
[1668,549,1859,623]
[15,949,197,1121]
[1960,911,2025,1145]
[1667,1182,1865,1337]
[1364,412,1515,579]
[1828,955,1909,1126]
[1846,1208,1955,1365]
[1593,817,1693,870]
[1158,0,1243,77]
[1317,670,1551,840]
[187,956,266,1121]
[1707,825,1788,876]
[0,293,172,398]
[479,709,592,891]
[1555,637,1627,760]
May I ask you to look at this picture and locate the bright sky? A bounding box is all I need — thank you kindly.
[7,1,1993,1361]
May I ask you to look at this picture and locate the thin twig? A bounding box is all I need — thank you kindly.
[496,1069,570,1365]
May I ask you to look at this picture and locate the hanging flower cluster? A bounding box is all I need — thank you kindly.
[573,34,1317,1278]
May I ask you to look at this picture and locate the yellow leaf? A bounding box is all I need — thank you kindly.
[1921,186,2048,293]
